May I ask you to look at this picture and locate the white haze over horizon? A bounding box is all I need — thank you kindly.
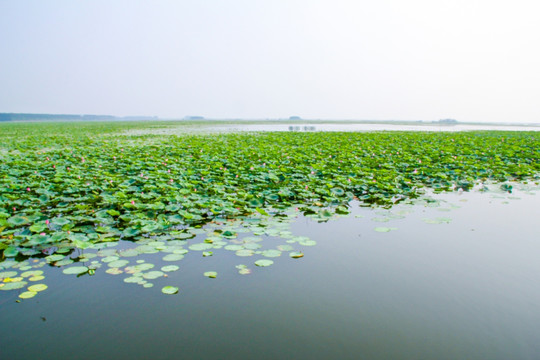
[1,1,539,123]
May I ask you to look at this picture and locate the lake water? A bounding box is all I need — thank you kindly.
[1,183,539,359]
[211,123,540,133]
[126,122,540,136]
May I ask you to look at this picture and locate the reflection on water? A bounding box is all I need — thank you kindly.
[1,184,540,359]
[288,125,317,132]
[222,123,540,132]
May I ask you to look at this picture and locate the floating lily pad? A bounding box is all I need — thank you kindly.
[102,256,120,263]
[188,243,213,251]
[254,259,274,267]
[299,239,317,246]
[106,268,123,275]
[0,281,27,290]
[7,216,29,226]
[162,254,185,262]
[422,217,452,224]
[29,275,46,281]
[235,249,254,257]
[21,270,43,278]
[28,284,48,292]
[108,260,129,268]
[161,286,179,295]
[124,276,144,284]
[0,271,18,278]
[203,271,217,278]
[161,265,180,272]
[3,247,19,257]
[261,249,282,258]
[45,254,65,263]
[119,249,139,257]
[19,291,37,299]
[54,258,74,267]
[374,227,396,232]
[62,266,89,275]
[289,251,304,259]
[142,271,164,280]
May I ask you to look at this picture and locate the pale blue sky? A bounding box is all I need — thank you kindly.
[1,0,539,122]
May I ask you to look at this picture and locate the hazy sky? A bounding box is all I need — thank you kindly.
[1,1,539,122]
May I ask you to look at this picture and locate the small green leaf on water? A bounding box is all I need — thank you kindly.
[0,281,27,290]
[261,249,282,258]
[202,251,213,257]
[289,251,304,259]
[19,291,37,299]
[142,271,164,280]
[161,265,180,272]
[29,276,45,281]
[4,247,19,257]
[162,286,179,295]
[422,217,452,224]
[21,270,43,278]
[108,259,129,268]
[162,254,185,262]
[254,259,274,267]
[188,243,213,251]
[62,266,89,275]
[298,239,317,246]
[204,271,217,278]
[106,268,123,275]
[235,249,254,257]
[0,271,18,278]
[28,284,48,292]
[374,227,397,232]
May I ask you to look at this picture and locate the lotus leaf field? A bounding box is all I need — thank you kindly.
[0,121,539,298]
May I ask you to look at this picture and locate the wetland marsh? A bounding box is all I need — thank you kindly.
[1,121,539,359]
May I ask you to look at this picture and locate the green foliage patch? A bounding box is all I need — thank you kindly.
[0,122,538,258]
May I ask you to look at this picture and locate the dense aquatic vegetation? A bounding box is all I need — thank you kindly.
[0,122,539,296]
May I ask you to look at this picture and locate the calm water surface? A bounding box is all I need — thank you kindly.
[1,185,539,359]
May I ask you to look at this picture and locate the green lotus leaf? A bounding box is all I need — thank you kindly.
[203,271,217,278]
[19,291,37,299]
[105,268,123,275]
[28,284,48,292]
[161,265,180,272]
[7,216,29,226]
[0,281,27,290]
[254,259,274,267]
[3,247,19,257]
[142,271,164,279]
[261,249,282,258]
[62,266,89,275]
[0,271,18,278]
[108,260,129,268]
[162,254,185,261]
[122,228,140,238]
[374,227,397,232]
[45,254,65,262]
[161,286,179,295]
[51,217,70,226]
[188,243,213,251]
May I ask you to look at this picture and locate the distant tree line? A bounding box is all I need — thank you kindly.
[0,113,158,122]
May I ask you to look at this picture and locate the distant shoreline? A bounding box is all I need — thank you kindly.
[1,113,538,128]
